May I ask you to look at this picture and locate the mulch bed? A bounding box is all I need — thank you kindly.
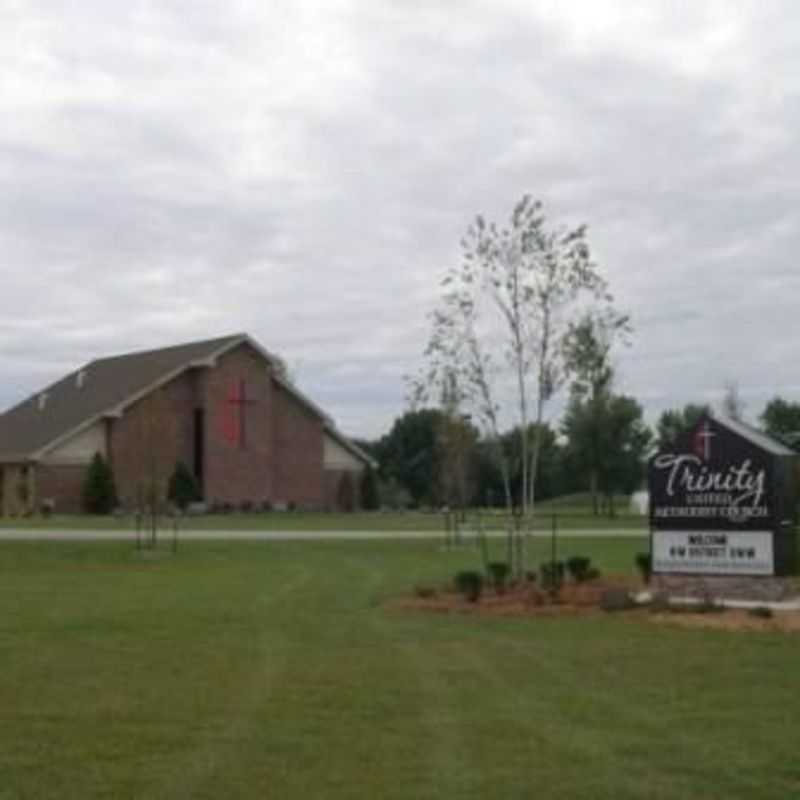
[392,577,636,617]
[391,577,800,632]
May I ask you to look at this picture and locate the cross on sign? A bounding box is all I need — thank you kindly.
[223,379,255,448]
[693,420,715,461]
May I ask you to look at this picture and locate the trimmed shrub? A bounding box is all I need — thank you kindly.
[748,606,773,619]
[455,570,483,603]
[600,588,636,612]
[82,453,117,514]
[565,556,593,583]
[540,561,565,592]
[487,562,510,594]
[635,552,652,584]
[167,462,199,511]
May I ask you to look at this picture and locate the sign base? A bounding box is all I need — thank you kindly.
[651,574,797,603]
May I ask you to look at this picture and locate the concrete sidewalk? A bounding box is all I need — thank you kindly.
[0,527,647,541]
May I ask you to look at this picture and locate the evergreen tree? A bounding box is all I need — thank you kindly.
[361,465,380,510]
[167,461,199,510]
[82,453,117,514]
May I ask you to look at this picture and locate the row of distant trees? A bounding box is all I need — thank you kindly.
[356,395,800,515]
[358,193,800,574]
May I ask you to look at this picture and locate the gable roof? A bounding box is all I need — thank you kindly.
[0,333,370,466]
[710,411,797,457]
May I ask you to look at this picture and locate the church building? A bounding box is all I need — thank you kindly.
[0,334,372,515]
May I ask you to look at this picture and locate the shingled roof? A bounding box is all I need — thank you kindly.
[0,333,370,465]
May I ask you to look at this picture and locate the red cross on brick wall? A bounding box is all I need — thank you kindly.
[222,379,254,448]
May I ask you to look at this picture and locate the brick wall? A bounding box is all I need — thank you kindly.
[272,382,325,510]
[19,341,344,514]
[203,343,273,507]
[37,464,87,514]
[109,373,194,509]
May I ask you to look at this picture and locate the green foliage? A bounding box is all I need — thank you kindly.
[748,606,774,619]
[540,560,565,592]
[565,556,594,583]
[656,404,709,450]
[635,552,652,584]
[562,392,651,512]
[360,465,380,510]
[167,461,199,511]
[454,570,483,602]
[81,453,117,514]
[760,397,800,448]
[373,409,446,507]
[487,561,510,593]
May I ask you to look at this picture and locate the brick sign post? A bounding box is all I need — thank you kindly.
[648,413,797,596]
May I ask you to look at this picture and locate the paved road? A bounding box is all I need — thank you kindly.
[0,528,648,541]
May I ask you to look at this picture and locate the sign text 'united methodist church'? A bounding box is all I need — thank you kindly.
[648,414,797,576]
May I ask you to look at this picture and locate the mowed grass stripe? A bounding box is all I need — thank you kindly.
[0,540,799,799]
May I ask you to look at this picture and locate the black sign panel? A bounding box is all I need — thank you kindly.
[649,414,797,576]
[649,416,774,532]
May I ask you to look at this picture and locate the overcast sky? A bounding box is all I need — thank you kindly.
[2,1,799,438]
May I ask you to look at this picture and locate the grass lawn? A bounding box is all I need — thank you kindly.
[1,536,798,799]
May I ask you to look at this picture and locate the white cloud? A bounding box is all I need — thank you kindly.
[1,1,800,437]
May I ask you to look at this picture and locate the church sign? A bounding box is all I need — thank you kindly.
[649,414,797,576]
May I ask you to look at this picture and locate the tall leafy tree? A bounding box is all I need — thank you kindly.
[760,397,800,446]
[655,404,708,450]
[374,409,445,507]
[563,393,650,515]
[561,308,630,513]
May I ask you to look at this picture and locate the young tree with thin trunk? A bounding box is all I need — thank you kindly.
[415,195,611,575]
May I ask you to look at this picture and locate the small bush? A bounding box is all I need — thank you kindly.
[239,499,254,513]
[414,584,437,599]
[565,556,593,583]
[361,465,380,511]
[487,562,510,594]
[260,500,273,512]
[82,453,117,514]
[540,561,565,592]
[524,570,538,584]
[748,606,774,619]
[455,570,483,603]
[600,588,636,613]
[167,461,199,511]
[635,552,652,584]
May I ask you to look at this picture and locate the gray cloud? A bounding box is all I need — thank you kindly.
[2,1,800,437]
